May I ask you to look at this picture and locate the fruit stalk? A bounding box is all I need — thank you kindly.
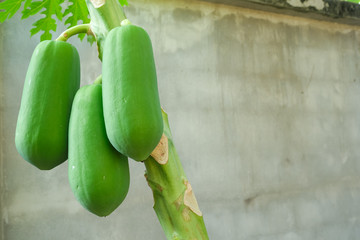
[56,24,92,41]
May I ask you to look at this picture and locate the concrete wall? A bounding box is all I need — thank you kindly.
[200,0,360,25]
[0,17,4,240]
[1,0,360,239]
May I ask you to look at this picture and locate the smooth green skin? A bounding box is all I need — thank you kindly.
[102,25,163,161]
[68,84,130,217]
[15,40,80,170]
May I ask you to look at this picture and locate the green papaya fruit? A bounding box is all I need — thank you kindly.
[102,24,163,161]
[68,83,130,217]
[15,40,80,170]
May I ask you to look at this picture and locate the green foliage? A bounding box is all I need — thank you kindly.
[0,0,128,41]
[0,0,25,22]
[22,0,65,41]
[343,0,360,3]
[63,0,90,40]
[119,0,128,6]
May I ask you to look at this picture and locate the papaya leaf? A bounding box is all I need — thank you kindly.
[119,0,128,6]
[29,12,56,41]
[23,0,31,9]
[22,0,64,40]
[63,0,90,41]
[343,0,359,3]
[63,0,89,27]
[0,0,26,23]
[87,34,96,45]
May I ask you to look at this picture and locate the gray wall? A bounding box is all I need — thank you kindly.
[1,0,360,239]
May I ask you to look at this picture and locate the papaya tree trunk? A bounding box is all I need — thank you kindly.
[145,110,209,239]
[84,1,209,239]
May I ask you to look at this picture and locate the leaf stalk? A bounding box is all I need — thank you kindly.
[56,24,93,41]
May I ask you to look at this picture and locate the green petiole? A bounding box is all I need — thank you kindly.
[56,24,93,42]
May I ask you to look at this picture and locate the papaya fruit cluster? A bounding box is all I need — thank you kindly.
[15,22,163,217]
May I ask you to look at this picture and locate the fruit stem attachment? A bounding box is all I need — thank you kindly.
[94,75,102,84]
[56,24,93,41]
[120,19,131,26]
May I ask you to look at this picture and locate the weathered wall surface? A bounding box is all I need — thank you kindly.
[1,0,360,239]
[200,0,360,25]
[0,22,4,240]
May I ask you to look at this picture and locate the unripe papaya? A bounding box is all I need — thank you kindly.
[15,40,80,170]
[68,83,130,217]
[102,24,163,161]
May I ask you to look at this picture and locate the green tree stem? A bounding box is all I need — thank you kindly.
[85,0,126,59]
[56,24,92,41]
[144,110,209,240]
